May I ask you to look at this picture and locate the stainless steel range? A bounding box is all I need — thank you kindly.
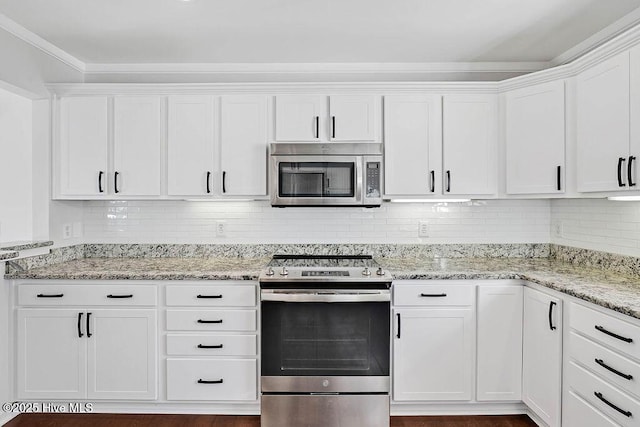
[259,255,391,427]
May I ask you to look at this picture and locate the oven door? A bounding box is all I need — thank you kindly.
[261,290,390,393]
[270,155,363,206]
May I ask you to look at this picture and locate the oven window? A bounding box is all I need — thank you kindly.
[261,302,390,376]
[278,162,355,197]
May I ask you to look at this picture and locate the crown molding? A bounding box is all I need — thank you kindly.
[0,13,85,73]
[82,61,548,75]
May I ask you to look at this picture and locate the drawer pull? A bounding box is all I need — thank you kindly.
[36,293,64,298]
[420,293,447,297]
[196,294,223,299]
[595,325,633,343]
[197,344,224,349]
[197,319,223,324]
[198,379,224,384]
[595,358,634,381]
[107,294,133,299]
[594,391,632,417]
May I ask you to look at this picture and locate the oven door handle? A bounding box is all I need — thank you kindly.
[261,290,390,303]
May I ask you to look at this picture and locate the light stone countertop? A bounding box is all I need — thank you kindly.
[6,255,640,319]
[0,240,53,252]
[0,251,19,261]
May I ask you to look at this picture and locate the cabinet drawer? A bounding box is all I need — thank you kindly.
[569,331,640,399]
[18,284,157,306]
[166,334,257,356]
[166,358,257,401]
[166,284,256,307]
[568,361,640,427]
[166,310,256,331]
[571,303,640,360]
[394,281,474,307]
[564,390,620,427]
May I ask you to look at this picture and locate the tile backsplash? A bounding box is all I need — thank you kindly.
[82,199,551,244]
[551,199,640,257]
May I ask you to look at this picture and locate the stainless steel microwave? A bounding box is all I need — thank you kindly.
[269,143,383,207]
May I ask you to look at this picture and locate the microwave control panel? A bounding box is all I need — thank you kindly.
[366,162,381,198]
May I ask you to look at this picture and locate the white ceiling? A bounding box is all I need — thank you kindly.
[1,0,640,65]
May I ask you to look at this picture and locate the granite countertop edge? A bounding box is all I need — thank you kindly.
[0,251,19,261]
[0,240,54,252]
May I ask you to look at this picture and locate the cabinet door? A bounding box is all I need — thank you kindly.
[442,95,497,195]
[393,308,473,401]
[577,51,630,192]
[16,309,86,399]
[506,81,566,194]
[58,97,108,197]
[329,95,376,141]
[476,285,523,401]
[113,96,162,196]
[275,95,325,141]
[167,96,215,197]
[87,309,157,400]
[384,95,442,196]
[523,287,562,427]
[220,96,268,196]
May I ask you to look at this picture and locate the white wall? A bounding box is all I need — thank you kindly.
[82,199,550,244]
[0,87,32,242]
[551,198,640,256]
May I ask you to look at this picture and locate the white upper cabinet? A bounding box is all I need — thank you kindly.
[383,95,442,196]
[505,81,566,194]
[57,97,109,197]
[577,51,632,192]
[167,96,216,197]
[275,95,377,142]
[220,95,269,196]
[328,95,376,141]
[113,97,162,197]
[443,95,497,195]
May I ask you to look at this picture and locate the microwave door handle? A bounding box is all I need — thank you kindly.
[355,158,363,203]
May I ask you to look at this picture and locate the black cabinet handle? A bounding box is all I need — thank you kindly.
[430,170,435,193]
[594,391,632,417]
[557,166,561,191]
[107,294,133,299]
[98,171,104,193]
[396,313,401,339]
[77,312,83,338]
[628,156,636,187]
[197,319,223,324]
[196,294,223,299]
[114,171,120,193]
[206,171,211,194]
[37,293,64,298]
[595,358,633,381]
[222,171,227,193]
[446,170,451,192]
[86,312,92,338]
[197,344,224,349]
[595,325,633,343]
[618,157,627,187]
[331,116,336,139]
[548,301,557,331]
[198,379,224,384]
[420,293,447,297]
[315,116,319,139]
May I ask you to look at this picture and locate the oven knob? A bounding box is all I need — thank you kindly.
[376,267,385,276]
[322,379,330,387]
[280,267,289,276]
[362,267,371,276]
[265,267,274,276]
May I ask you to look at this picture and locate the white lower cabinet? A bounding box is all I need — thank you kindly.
[564,390,621,427]
[523,287,563,427]
[164,282,258,402]
[17,308,157,400]
[392,281,474,401]
[476,284,523,401]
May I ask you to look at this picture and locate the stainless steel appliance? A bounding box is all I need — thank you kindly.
[259,255,391,427]
[269,143,383,207]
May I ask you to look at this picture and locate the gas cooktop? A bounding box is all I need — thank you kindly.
[259,255,391,288]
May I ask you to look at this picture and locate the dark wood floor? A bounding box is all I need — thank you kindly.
[5,414,537,427]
